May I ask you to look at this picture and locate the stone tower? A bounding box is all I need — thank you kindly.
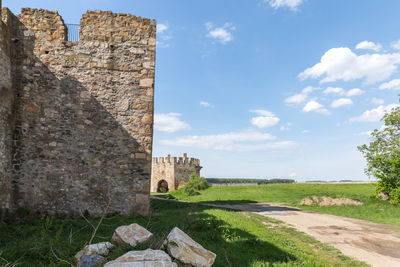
[151,153,202,192]
[0,5,156,217]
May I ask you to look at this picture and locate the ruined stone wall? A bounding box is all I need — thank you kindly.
[0,7,156,217]
[151,154,201,192]
[174,157,201,189]
[0,4,14,211]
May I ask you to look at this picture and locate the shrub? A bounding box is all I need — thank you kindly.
[390,187,400,204]
[183,173,209,196]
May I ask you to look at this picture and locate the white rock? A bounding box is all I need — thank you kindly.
[104,249,177,267]
[112,223,153,247]
[166,227,216,267]
[75,242,114,261]
[378,191,390,201]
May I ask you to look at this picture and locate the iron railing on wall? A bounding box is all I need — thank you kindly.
[66,23,80,41]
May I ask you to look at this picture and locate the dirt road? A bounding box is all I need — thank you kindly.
[212,203,400,267]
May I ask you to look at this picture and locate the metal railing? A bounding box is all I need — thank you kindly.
[66,23,79,41]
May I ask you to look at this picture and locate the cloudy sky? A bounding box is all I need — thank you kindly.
[7,0,400,181]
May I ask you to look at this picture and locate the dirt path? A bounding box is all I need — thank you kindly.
[211,203,400,267]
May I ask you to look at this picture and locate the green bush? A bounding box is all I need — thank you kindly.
[183,174,209,196]
[390,187,400,204]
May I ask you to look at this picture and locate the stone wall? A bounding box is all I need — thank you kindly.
[151,154,202,192]
[0,3,14,212]
[0,6,156,217]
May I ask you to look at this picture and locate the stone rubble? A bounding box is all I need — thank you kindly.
[300,196,363,206]
[75,242,115,261]
[78,255,105,267]
[74,224,216,266]
[103,249,178,267]
[166,227,216,267]
[112,223,153,247]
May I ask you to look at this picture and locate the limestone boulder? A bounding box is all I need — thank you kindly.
[299,198,313,205]
[112,223,153,247]
[75,242,114,261]
[78,255,104,267]
[377,191,390,201]
[166,227,216,267]
[104,249,177,267]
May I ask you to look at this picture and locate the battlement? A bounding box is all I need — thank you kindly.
[14,8,156,45]
[152,153,201,166]
[80,10,156,43]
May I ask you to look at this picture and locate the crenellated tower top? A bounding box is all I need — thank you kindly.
[152,153,201,166]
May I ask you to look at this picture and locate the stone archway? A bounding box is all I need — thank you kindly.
[157,180,169,193]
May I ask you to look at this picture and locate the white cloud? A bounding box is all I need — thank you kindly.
[371,97,384,105]
[157,23,168,34]
[154,113,190,133]
[354,125,387,136]
[156,22,172,48]
[200,101,213,107]
[346,88,364,96]
[160,130,297,151]
[323,87,345,95]
[391,40,400,50]
[302,86,319,94]
[284,86,319,106]
[354,130,373,136]
[206,22,235,44]
[265,0,304,11]
[280,122,292,131]
[331,98,353,108]
[289,172,296,178]
[355,41,382,52]
[284,93,307,104]
[250,109,280,128]
[298,47,400,84]
[303,100,330,115]
[301,130,309,134]
[379,79,400,90]
[348,104,399,123]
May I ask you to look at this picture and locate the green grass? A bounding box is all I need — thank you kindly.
[0,199,367,266]
[169,183,400,226]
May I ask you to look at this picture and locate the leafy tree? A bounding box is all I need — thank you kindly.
[358,105,400,203]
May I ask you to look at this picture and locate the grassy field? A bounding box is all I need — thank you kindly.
[0,199,366,266]
[169,183,400,226]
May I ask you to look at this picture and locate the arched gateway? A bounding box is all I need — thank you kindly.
[157,180,169,193]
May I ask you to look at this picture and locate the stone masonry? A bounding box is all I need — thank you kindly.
[151,154,202,192]
[0,2,156,217]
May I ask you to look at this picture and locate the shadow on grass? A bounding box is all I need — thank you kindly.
[199,200,301,212]
[148,199,298,266]
[0,199,298,267]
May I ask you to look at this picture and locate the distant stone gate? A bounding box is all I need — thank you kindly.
[151,154,202,192]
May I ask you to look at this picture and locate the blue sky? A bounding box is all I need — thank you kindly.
[6,0,400,181]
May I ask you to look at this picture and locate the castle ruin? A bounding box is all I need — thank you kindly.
[151,154,202,192]
[0,2,156,217]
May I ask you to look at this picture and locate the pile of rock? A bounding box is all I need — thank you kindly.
[300,196,363,206]
[75,223,216,267]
